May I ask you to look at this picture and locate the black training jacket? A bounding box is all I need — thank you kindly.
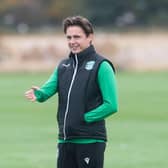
[57,45,114,141]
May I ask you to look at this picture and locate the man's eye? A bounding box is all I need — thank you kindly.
[67,36,71,40]
[74,36,80,39]
[66,35,80,40]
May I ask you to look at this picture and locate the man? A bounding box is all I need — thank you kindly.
[25,16,118,168]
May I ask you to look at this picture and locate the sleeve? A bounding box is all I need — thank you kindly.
[84,61,118,123]
[34,67,58,102]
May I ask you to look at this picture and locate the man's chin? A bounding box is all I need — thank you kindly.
[71,50,80,54]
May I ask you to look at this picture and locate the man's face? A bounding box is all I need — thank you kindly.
[65,26,93,54]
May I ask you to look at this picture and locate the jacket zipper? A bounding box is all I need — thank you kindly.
[63,54,78,140]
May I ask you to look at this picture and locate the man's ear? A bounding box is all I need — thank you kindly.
[88,34,94,44]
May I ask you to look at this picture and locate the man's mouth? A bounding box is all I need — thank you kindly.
[71,46,78,51]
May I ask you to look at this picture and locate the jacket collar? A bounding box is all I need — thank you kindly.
[69,45,96,65]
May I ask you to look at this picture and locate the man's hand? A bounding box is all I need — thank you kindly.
[25,86,39,102]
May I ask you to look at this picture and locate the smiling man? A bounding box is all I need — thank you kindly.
[25,16,118,168]
[65,24,93,53]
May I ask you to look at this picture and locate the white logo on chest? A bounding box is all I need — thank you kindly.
[85,61,95,70]
[62,63,70,67]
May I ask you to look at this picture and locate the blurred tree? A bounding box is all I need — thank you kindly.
[0,0,168,31]
[0,0,84,28]
[84,0,168,27]
[45,0,84,24]
[0,0,22,12]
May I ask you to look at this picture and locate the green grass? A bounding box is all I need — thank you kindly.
[0,71,168,168]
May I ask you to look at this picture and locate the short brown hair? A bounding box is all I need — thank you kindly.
[63,16,94,37]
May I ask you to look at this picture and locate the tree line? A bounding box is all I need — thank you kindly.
[0,0,168,31]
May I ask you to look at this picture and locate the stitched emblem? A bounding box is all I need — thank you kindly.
[85,61,95,70]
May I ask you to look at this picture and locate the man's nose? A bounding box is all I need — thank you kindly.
[69,37,75,43]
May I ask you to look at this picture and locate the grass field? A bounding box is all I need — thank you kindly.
[0,71,168,168]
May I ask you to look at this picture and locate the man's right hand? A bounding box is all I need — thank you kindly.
[25,86,39,102]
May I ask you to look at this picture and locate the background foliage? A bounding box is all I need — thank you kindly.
[0,0,168,32]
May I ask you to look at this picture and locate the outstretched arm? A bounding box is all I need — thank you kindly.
[25,68,58,102]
